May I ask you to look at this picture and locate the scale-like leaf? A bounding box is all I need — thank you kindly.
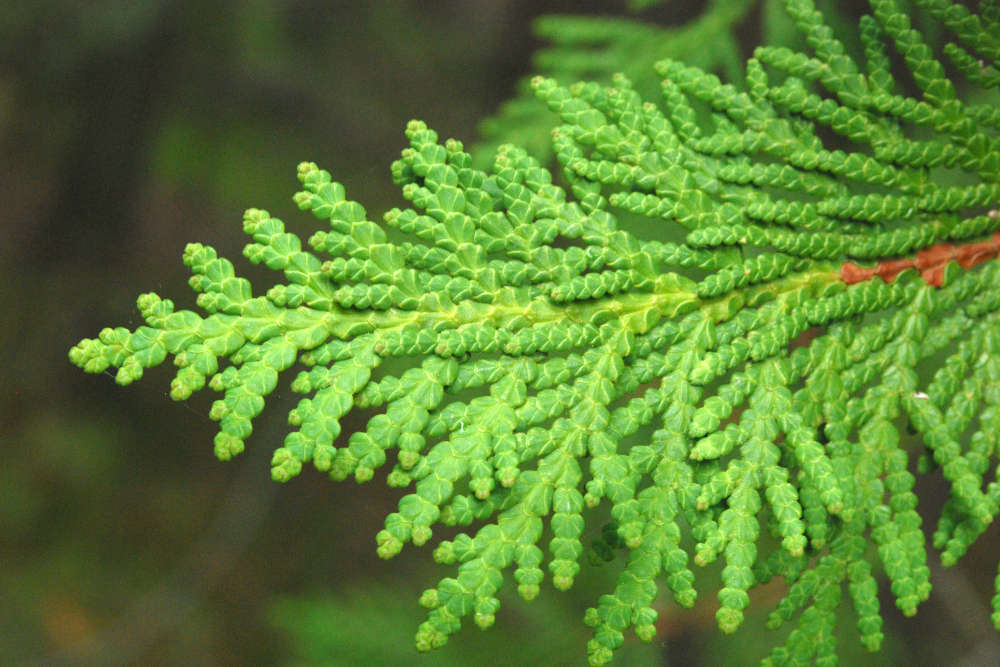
[71,1,1000,664]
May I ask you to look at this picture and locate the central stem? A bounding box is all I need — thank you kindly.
[840,233,1000,287]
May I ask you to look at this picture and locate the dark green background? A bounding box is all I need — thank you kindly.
[2,1,997,665]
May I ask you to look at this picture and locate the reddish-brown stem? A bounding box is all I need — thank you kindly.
[840,232,1000,287]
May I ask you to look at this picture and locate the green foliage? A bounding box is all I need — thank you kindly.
[268,577,664,666]
[70,0,1000,664]
[476,0,752,167]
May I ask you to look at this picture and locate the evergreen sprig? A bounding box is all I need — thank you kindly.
[71,0,1000,664]
[475,0,753,167]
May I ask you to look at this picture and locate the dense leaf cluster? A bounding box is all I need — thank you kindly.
[71,0,1000,663]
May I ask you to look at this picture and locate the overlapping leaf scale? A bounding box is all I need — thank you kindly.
[290,120,719,650]
[925,321,1000,566]
[537,39,996,311]
[756,263,1000,660]
[474,1,755,167]
[612,260,991,648]
[581,314,715,662]
[69,241,328,461]
[70,1,1000,664]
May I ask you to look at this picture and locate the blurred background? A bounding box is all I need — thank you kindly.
[3,1,999,665]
